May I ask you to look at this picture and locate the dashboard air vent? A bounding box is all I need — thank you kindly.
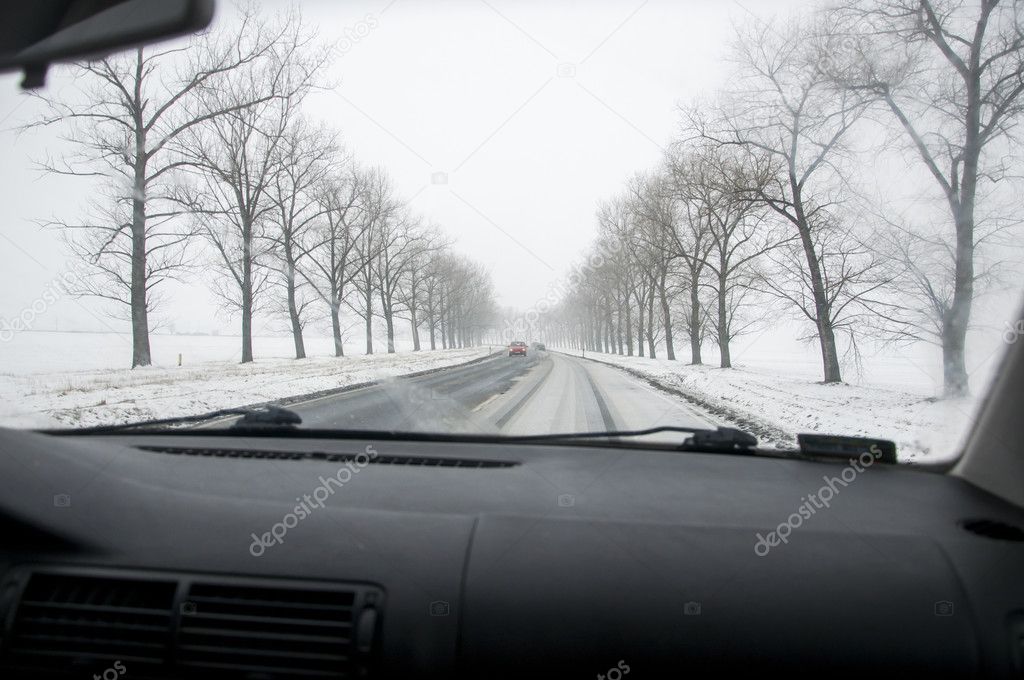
[136,445,518,468]
[1,569,382,680]
[177,582,361,678]
[960,518,1024,542]
[5,572,175,675]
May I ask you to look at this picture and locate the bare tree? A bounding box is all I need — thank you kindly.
[625,173,688,360]
[665,145,784,368]
[24,5,289,366]
[421,252,451,350]
[439,256,498,347]
[869,205,1015,348]
[374,211,426,354]
[688,15,874,382]
[596,198,641,355]
[42,185,190,328]
[663,153,718,365]
[267,118,339,359]
[832,0,1024,395]
[300,163,374,357]
[177,7,330,363]
[757,215,903,368]
[396,228,449,351]
[348,168,399,355]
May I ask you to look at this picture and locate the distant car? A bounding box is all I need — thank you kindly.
[509,341,527,357]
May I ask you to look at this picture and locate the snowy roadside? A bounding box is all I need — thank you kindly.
[0,347,497,429]
[556,349,979,462]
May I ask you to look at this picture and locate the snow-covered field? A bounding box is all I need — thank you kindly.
[559,347,994,463]
[0,331,496,428]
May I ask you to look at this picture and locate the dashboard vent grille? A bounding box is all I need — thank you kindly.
[136,445,518,468]
[960,518,1024,542]
[177,582,358,678]
[2,570,381,680]
[5,573,175,674]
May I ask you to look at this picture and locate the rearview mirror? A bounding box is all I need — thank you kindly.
[0,0,215,89]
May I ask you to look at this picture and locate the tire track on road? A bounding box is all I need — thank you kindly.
[574,357,618,433]
[494,356,554,429]
[559,351,793,446]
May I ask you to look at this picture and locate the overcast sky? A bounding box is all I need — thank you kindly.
[0,0,812,335]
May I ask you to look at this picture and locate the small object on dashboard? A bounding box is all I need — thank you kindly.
[797,434,897,464]
[680,427,758,452]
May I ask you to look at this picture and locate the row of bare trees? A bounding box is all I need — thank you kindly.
[542,145,793,370]
[28,2,497,366]
[544,0,1024,396]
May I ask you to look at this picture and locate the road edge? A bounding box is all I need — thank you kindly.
[192,348,505,429]
[551,349,795,447]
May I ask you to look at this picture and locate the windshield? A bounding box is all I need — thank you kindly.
[1,0,1021,463]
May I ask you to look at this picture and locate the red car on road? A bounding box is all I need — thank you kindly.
[508,341,527,357]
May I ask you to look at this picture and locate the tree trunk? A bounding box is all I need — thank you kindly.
[615,302,624,354]
[717,271,730,369]
[240,217,254,364]
[285,261,305,360]
[792,182,841,383]
[942,201,975,396]
[636,295,645,357]
[799,227,841,383]
[364,284,374,355]
[379,287,397,354]
[241,283,254,364]
[941,105,979,395]
[130,159,152,368]
[427,290,437,350]
[440,309,448,349]
[331,301,344,357]
[624,302,633,356]
[942,314,969,397]
[606,302,614,353]
[659,274,675,361]
[128,54,152,369]
[647,293,657,359]
[815,317,841,383]
[287,281,305,359]
[385,306,396,354]
[689,270,702,365]
[410,307,421,351]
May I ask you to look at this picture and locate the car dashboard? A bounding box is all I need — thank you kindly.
[0,428,1023,678]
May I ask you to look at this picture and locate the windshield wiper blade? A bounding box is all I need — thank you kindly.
[501,425,758,452]
[40,405,303,435]
[42,417,756,454]
[229,405,302,431]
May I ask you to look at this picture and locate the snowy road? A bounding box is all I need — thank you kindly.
[288,350,717,440]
